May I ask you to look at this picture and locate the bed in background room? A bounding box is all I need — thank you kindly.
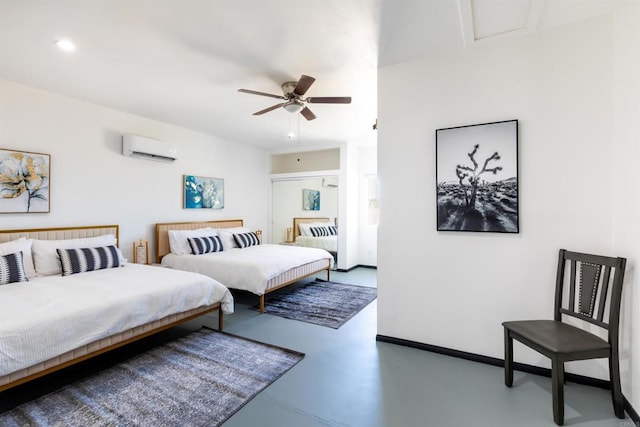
[155,219,333,313]
[293,217,337,256]
[0,224,233,392]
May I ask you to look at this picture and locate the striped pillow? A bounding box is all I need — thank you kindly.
[327,225,337,236]
[188,235,224,255]
[233,232,260,248]
[0,251,28,285]
[57,245,121,276]
[310,226,329,237]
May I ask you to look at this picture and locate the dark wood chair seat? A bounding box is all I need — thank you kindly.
[503,320,610,355]
[502,249,626,425]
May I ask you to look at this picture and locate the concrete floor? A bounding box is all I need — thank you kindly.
[218,268,631,427]
[1,267,633,426]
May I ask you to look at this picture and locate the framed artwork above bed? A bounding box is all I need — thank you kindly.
[302,189,320,211]
[184,175,224,209]
[0,148,50,214]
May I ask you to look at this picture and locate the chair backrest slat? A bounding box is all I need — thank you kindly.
[578,262,601,317]
[597,265,612,322]
[568,259,577,312]
[553,250,566,322]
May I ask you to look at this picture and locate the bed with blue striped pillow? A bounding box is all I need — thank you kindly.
[57,245,121,276]
[187,235,224,255]
[0,251,28,285]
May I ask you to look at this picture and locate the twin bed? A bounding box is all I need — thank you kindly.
[293,217,338,254]
[155,219,333,313]
[0,225,232,392]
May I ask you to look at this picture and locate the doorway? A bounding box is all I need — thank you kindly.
[271,176,340,267]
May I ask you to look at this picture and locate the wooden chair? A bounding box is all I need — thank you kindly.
[502,249,626,425]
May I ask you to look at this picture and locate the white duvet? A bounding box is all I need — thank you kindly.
[0,263,233,377]
[295,235,337,252]
[161,244,334,295]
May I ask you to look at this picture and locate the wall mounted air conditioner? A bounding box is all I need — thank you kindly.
[122,134,177,162]
[322,177,338,187]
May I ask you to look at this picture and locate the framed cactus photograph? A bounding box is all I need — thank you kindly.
[436,120,518,233]
[0,148,50,214]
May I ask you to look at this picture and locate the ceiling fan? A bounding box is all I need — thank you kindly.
[238,75,351,121]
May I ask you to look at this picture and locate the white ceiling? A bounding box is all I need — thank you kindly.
[0,0,618,152]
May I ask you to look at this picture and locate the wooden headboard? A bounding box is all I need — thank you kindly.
[155,219,244,263]
[293,217,331,239]
[0,224,119,244]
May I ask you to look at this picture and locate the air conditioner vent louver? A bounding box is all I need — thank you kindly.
[122,134,177,162]
[129,151,176,162]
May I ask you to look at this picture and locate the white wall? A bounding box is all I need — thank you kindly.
[339,143,361,270]
[612,2,640,412]
[358,145,377,266]
[0,80,270,261]
[379,11,638,405]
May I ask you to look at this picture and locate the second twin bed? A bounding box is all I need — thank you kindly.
[155,219,334,313]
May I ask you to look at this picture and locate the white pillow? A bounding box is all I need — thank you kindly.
[168,228,217,255]
[311,221,334,227]
[217,227,251,249]
[298,223,313,237]
[0,237,36,279]
[32,234,118,276]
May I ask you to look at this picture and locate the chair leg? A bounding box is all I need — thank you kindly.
[552,358,565,426]
[609,353,624,418]
[504,328,514,387]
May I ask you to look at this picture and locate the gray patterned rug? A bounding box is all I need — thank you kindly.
[0,329,304,427]
[255,279,377,328]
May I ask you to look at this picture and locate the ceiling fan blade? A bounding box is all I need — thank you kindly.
[306,96,352,104]
[300,107,316,121]
[253,103,286,115]
[238,89,284,100]
[293,75,316,96]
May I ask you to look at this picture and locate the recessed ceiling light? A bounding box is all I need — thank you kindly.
[55,39,76,52]
[287,132,295,139]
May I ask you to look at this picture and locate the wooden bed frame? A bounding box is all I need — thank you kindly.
[155,219,331,313]
[0,225,223,392]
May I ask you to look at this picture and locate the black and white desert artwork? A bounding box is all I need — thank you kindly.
[436,120,518,233]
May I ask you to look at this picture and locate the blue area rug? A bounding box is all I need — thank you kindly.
[256,279,377,328]
[0,329,304,426]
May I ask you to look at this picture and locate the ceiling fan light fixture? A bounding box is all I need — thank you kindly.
[55,39,76,52]
[283,100,304,114]
[239,74,348,121]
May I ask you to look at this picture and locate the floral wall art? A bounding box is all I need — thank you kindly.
[0,148,50,213]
